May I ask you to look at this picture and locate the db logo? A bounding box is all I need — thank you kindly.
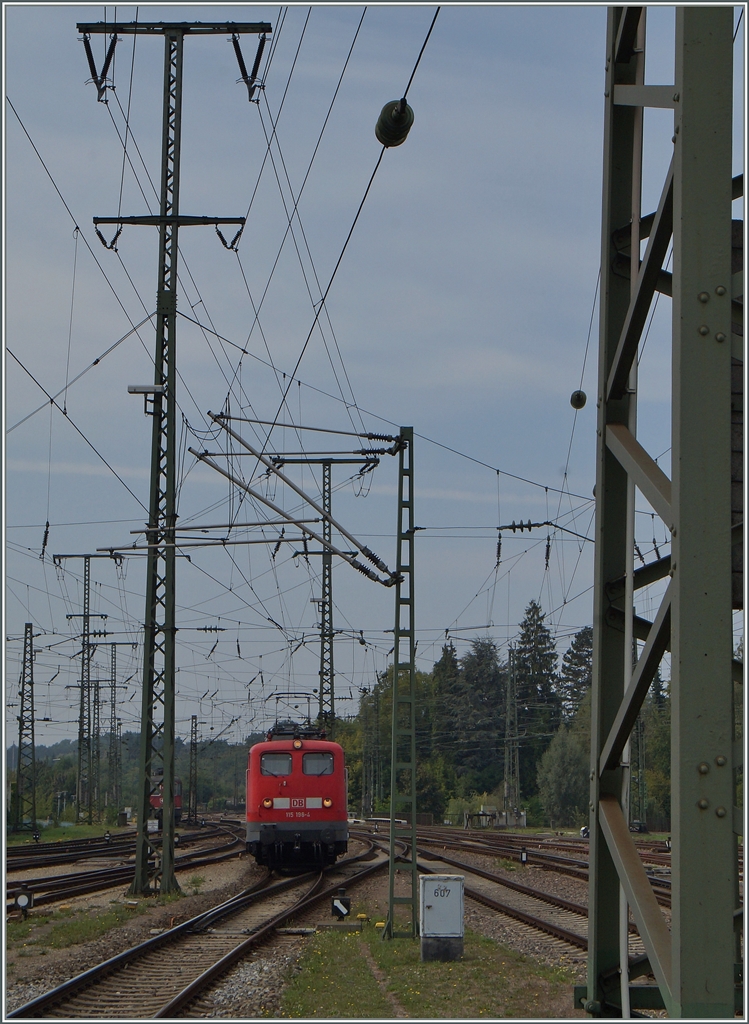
[292,798,305,808]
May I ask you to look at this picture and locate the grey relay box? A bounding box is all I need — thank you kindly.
[419,874,464,961]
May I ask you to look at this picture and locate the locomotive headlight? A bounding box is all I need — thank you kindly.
[262,798,273,809]
[323,797,333,808]
[293,738,303,749]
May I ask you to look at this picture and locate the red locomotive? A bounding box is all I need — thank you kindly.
[246,727,348,868]
[150,768,183,826]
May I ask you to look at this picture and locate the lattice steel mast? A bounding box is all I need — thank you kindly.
[187,714,198,824]
[584,8,740,1017]
[12,623,36,832]
[75,556,92,823]
[78,18,270,894]
[319,461,334,732]
[266,453,380,738]
[384,428,418,939]
[503,646,519,821]
[55,553,110,823]
[108,644,120,811]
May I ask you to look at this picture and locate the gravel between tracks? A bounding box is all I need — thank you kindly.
[7,838,665,1018]
[192,858,590,1018]
[5,856,264,1015]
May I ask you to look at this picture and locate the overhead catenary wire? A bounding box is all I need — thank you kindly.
[255,92,367,435]
[10,9,622,746]
[255,9,440,457]
[7,348,149,515]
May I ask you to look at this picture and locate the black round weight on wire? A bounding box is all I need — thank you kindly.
[375,99,415,147]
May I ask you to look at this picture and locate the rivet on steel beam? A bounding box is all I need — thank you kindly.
[698,799,709,809]
[715,333,726,342]
[716,285,727,296]
[698,762,710,774]
[715,807,727,818]
[699,325,710,336]
[715,755,727,766]
[698,292,710,303]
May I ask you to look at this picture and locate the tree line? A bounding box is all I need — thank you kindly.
[7,600,673,830]
[339,600,672,829]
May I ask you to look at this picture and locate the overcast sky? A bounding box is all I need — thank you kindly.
[4,4,745,750]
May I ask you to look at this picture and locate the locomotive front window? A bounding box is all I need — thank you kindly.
[302,752,334,775]
[260,752,292,776]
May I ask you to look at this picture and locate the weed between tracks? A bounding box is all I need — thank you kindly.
[6,824,130,846]
[7,902,149,952]
[279,913,581,1018]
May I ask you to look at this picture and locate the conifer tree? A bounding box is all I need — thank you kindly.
[430,642,464,764]
[514,601,560,797]
[559,625,593,722]
[458,638,504,793]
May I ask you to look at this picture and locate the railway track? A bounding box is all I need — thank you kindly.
[6,825,227,873]
[359,828,660,962]
[7,825,245,909]
[8,840,387,1019]
[412,826,675,904]
[350,829,592,957]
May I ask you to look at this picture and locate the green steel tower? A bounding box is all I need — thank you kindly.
[12,624,36,832]
[584,7,741,1017]
[78,18,270,894]
[384,428,418,939]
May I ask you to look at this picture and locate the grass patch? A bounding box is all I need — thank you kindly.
[43,903,145,948]
[366,927,577,1018]
[281,929,395,1019]
[6,824,129,846]
[188,874,206,895]
[7,903,146,952]
[156,889,184,905]
[497,857,518,871]
[7,916,52,944]
[279,913,581,1019]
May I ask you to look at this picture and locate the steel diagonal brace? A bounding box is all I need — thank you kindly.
[606,424,672,528]
[600,582,671,773]
[208,412,399,582]
[605,604,744,684]
[598,795,675,1014]
[607,162,674,401]
[188,448,397,587]
[614,6,643,64]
